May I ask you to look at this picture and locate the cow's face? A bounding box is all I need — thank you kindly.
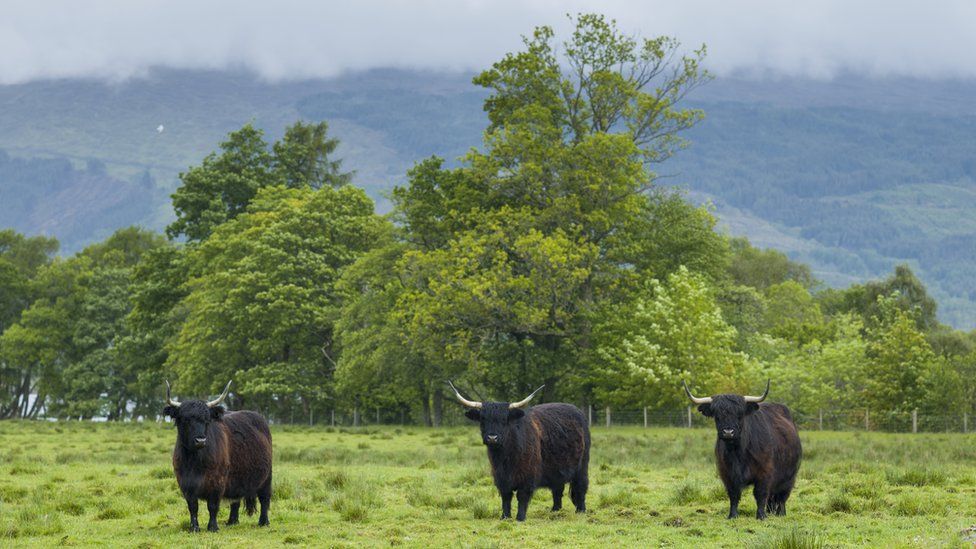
[164,400,223,451]
[696,395,758,443]
[464,402,525,448]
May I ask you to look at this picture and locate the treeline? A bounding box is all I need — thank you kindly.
[1,15,974,424]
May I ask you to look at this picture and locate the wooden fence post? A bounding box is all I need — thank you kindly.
[605,406,611,428]
[353,406,359,427]
[331,409,335,427]
[376,407,380,425]
[588,405,593,426]
[864,409,869,431]
[687,406,692,428]
[965,412,969,433]
[818,409,823,431]
[643,407,648,428]
[912,409,918,434]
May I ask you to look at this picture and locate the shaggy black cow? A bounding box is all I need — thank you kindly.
[163,380,273,532]
[449,381,590,521]
[684,380,801,520]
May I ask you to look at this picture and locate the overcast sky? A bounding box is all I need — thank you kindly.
[2,0,974,84]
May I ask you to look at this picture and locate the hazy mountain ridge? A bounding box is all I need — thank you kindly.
[2,68,976,326]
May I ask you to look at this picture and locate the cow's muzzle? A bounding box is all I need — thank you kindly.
[194,437,207,448]
[484,434,500,446]
[720,429,736,440]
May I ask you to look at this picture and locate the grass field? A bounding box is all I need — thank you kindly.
[1,422,975,547]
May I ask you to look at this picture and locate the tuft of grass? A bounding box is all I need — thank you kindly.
[887,468,947,487]
[754,528,826,549]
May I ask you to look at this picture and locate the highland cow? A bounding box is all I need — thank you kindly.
[449,381,590,521]
[163,380,273,532]
[684,380,801,520]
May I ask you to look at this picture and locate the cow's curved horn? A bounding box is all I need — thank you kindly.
[509,385,545,409]
[207,380,233,408]
[447,380,482,409]
[682,380,712,405]
[743,380,770,403]
[165,380,181,407]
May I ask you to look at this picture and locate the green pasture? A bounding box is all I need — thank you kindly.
[0,422,974,547]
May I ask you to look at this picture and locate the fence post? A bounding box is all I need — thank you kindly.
[818,409,823,431]
[376,407,380,425]
[605,406,611,428]
[965,412,969,433]
[643,407,648,428]
[588,405,593,426]
[331,409,335,427]
[309,406,313,427]
[912,409,918,434]
[864,409,869,431]
[687,406,692,428]
[353,406,359,427]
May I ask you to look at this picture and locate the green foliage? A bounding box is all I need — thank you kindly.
[168,121,350,242]
[593,267,752,408]
[167,184,384,412]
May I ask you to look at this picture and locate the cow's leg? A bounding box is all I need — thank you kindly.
[206,496,220,532]
[753,481,770,520]
[227,500,240,525]
[551,484,564,511]
[515,488,534,522]
[258,479,271,527]
[570,472,588,513]
[500,490,513,519]
[726,484,741,519]
[186,497,200,532]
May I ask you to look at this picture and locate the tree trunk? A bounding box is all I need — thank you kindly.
[432,387,443,427]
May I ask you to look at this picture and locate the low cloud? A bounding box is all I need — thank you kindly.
[1,0,974,84]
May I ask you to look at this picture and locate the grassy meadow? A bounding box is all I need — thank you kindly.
[0,422,975,547]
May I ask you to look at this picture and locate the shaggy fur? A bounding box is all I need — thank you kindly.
[698,396,802,520]
[465,402,590,521]
[164,400,273,532]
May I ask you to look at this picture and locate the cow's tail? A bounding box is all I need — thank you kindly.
[245,497,257,516]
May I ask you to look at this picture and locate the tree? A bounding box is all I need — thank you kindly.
[728,238,816,291]
[389,14,712,402]
[166,185,383,419]
[273,121,352,189]
[168,124,276,241]
[168,121,350,241]
[864,294,939,416]
[591,266,753,409]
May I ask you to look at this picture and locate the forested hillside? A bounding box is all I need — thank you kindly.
[1,65,975,324]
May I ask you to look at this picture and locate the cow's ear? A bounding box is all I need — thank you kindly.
[508,408,525,421]
[163,405,179,419]
[697,403,713,417]
[745,402,760,415]
[464,408,481,421]
[210,406,225,420]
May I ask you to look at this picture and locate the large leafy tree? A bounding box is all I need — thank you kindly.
[386,14,716,402]
[166,185,383,419]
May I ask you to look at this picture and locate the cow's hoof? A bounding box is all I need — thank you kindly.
[207,524,219,532]
[259,519,270,527]
[189,525,200,533]
[226,519,238,526]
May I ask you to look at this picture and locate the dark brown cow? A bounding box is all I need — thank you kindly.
[684,380,801,520]
[449,381,590,521]
[163,381,273,532]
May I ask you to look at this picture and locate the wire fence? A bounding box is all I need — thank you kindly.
[266,405,976,434]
